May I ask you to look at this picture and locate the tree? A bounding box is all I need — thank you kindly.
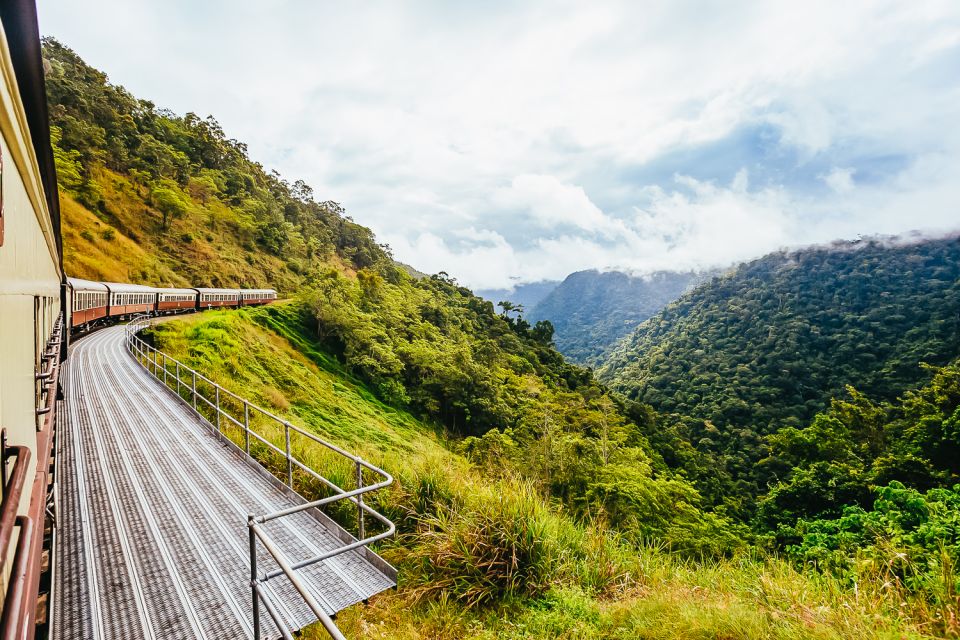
[151,187,188,229]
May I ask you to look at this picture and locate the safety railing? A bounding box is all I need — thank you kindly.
[124,316,395,640]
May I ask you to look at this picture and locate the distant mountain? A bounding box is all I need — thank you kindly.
[476,280,560,311]
[599,235,960,432]
[528,269,711,365]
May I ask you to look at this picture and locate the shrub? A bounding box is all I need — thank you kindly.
[79,229,94,242]
[403,478,637,607]
[181,233,193,243]
[100,228,115,241]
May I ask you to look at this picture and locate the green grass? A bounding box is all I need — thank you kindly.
[151,305,951,640]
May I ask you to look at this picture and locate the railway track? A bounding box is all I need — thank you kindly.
[53,325,395,640]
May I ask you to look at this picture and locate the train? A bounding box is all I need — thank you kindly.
[67,278,277,330]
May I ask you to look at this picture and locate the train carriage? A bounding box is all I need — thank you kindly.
[240,288,277,306]
[103,282,158,318]
[156,286,198,313]
[194,287,241,309]
[0,2,65,636]
[67,277,109,328]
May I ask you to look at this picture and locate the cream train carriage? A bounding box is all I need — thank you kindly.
[0,1,65,637]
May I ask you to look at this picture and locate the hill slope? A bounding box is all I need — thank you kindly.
[44,37,386,289]
[600,236,960,431]
[529,269,710,365]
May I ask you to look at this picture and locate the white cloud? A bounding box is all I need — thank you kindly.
[492,174,622,236]
[37,0,960,289]
[823,167,856,194]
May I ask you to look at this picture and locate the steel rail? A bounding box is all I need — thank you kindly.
[124,316,395,640]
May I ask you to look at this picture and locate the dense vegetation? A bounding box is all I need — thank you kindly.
[600,239,960,503]
[50,38,960,637]
[528,269,709,365]
[151,307,953,639]
[295,270,741,555]
[759,361,960,609]
[44,37,387,288]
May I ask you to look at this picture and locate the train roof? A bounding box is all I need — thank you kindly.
[101,282,159,294]
[2,0,62,263]
[241,288,277,294]
[193,287,241,294]
[155,287,197,295]
[67,278,109,292]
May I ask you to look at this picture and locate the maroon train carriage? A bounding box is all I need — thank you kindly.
[104,282,158,318]
[156,287,198,313]
[240,288,277,306]
[194,287,241,309]
[68,278,109,328]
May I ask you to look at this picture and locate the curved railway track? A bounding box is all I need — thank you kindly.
[54,325,395,640]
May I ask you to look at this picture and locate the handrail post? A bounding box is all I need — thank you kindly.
[176,362,181,397]
[163,353,168,386]
[285,423,293,488]
[244,401,251,455]
[216,386,221,433]
[192,370,197,410]
[356,459,365,541]
[249,516,261,640]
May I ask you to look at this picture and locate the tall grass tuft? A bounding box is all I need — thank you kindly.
[404,477,637,607]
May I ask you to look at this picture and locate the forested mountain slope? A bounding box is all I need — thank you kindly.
[600,237,960,431]
[529,269,710,365]
[44,38,385,289]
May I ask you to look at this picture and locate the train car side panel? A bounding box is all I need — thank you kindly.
[0,3,64,634]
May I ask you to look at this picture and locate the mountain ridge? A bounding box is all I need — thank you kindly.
[528,268,714,365]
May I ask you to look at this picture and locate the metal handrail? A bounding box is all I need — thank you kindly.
[124,316,395,640]
[0,441,31,571]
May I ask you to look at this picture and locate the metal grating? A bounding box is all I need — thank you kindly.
[53,326,396,640]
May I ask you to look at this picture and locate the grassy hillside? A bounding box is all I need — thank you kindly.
[529,270,710,366]
[150,306,950,640]
[45,38,384,289]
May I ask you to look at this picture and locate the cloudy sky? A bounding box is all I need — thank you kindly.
[39,1,960,290]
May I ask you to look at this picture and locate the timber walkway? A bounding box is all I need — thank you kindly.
[53,324,396,640]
